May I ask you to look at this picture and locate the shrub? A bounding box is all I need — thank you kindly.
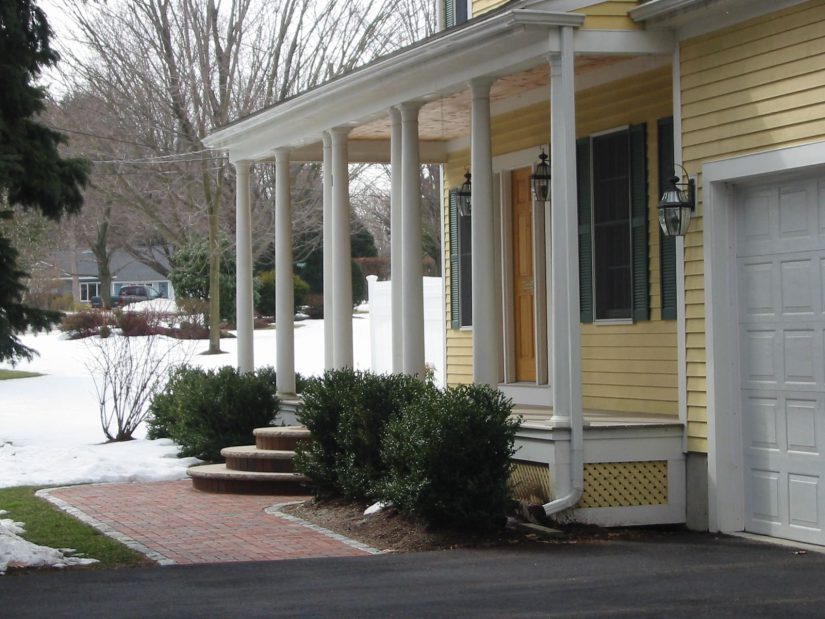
[115,311,154,336]
[147,365,281,461]
[86,333,190,441]
[59,310,108,339]
[376,384,519,531]
[294,369,433,500]
[255,270,311,317]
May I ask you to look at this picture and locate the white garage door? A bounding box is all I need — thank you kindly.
[737,172,825,545]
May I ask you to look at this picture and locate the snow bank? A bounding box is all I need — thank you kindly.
[0,510,98,574]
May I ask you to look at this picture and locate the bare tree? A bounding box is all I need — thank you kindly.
[86,327,193,442]
[57,0,417,353]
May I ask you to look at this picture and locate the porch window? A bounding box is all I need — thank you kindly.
[449,190,472,328]
[577,124,649,323]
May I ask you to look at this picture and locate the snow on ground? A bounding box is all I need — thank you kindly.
[0,309,376,570]
[0,510,97,574]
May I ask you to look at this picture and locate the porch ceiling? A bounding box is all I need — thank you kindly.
[349,56,627,142]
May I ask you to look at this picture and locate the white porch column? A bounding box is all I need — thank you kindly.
[549,26,581,426]
[330,127,353,369]
[274,148,295,394]
[389,107,404,373]
[399,102,425,377]
[322,131,334,370]
[234,159,254,373]
[470,78,498,386]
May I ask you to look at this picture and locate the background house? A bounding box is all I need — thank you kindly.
[46,248,174,305]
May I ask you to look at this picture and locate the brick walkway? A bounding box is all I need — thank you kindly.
[41,481,376,565]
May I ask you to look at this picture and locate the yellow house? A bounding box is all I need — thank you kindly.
[205,0,825,546]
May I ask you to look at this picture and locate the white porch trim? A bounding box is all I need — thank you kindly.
[470,77,498,386]
[233,160,254,373]
[400,102,426,377]
[322,131,334,370]
[274,147,295,395]
[330,127,353,369]
[390,108,404,374]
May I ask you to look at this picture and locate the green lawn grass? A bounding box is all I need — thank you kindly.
[0,487,151,571]
[0,370,42,380]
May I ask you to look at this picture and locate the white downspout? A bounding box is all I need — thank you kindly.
[543,25,583,517]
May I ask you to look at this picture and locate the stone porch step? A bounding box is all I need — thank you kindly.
[187,464,311,495]
[254,425,311,451]
[221,445,298,473]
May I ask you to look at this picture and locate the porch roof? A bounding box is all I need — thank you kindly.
[203,1,673,164]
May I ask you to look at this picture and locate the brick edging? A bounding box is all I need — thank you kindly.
[265,502,383,555]
[35,487,176,566]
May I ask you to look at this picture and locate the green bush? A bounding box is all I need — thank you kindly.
[147,365,280,461]
[294,369,434,500]
[255,270,311,317]
[376,384,519,531]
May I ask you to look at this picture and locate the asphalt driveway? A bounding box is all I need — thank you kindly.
[2,531,824,618]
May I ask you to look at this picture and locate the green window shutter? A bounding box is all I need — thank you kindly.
[445,0,455,28]
[577,137,593,324]
[629,123,649,322]
[449,189,460,329]
[658,117,677,320]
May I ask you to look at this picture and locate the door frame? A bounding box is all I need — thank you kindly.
[704,140,825,536]
[494,146,549,386]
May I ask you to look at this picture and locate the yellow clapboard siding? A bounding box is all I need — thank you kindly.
[681,55,825,107]
[583,359,678,374]
[582,346,676,361]
[583,372,677,388]
[686,362,707,378]
[680,0,825,451]
[681,37,825,92]
[581,333,676,348]
[684,121,825,163]
[685,103,825,150]
[687,436,708,453]
[686,318,705,334]
[582,16,640,30]
[471,0,508,16]
[581,320,676,335]
[681,20,825,78]
[687,376,707,392]
[583,383,676,401]
[687,390,707,408]
[682,72,825,121]
[583,396,679,416]
[687,421,708,439]
[686,348,706,362]
[679,0,825,62]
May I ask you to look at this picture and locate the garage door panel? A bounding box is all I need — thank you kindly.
[788,473,820,532]
[786,398,819,455]
[737,171,825,545]
[740,261,777,319]
[743,395,780,450]
[742,330,780,385]
[783,329,819,385]
[780,259,818,316]
[778,182,816,240]
[748,469,782,527]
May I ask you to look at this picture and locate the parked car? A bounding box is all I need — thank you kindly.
[115,285,163,307]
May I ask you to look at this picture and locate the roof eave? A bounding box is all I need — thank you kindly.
[203,9,585,158]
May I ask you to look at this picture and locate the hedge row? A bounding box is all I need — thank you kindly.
[295,369,519,531]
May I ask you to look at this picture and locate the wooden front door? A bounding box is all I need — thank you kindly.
[512,167,536,382]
